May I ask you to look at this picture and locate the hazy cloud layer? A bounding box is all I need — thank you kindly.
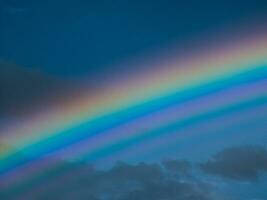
[200,146,267,181]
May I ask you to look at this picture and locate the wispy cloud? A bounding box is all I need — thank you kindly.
[2,6,30,15]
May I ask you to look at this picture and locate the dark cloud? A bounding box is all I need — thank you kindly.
[1,6,30,15]
[200,146,267,181]
[4,146,267,199]
[0,60,74,124]
[118,180,211,200]
[162,159,192,177]
[4,159,215,200]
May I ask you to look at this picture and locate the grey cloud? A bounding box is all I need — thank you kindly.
[9,159,215,200]
[2,6,30,15]
[162,159,192,177]
[6,145,267,200]
[200,146,267,181]
[118,180,211,200]
[0,61,74,126]
[103,161,164,183]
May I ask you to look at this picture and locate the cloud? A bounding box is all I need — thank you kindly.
[57,161,213,200]
[0,60,72,121]
[162,159,192,177]
[2,6,30,15]
[117,180,212,200]
[200,146,267,181]
[4,145,267,199]
[6,160,215,200]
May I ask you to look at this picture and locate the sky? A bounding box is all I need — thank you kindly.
[0,1,267,200]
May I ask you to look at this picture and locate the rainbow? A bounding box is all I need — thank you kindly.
[0,29,267,198]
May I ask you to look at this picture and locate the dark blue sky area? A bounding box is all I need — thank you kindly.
[1,0,267,78]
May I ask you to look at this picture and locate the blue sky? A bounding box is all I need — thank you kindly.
[1,0,267,78]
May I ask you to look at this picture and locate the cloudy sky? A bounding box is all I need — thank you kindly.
[1,1,267,200]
